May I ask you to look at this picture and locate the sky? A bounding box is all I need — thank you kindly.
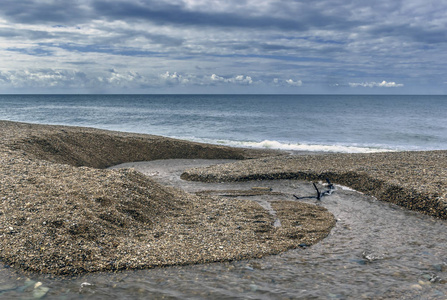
[0,0,446,94]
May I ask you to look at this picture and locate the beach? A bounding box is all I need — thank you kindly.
[0,120,445,276]
[0,120,333,275]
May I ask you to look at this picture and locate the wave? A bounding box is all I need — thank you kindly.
[174,137,396,153]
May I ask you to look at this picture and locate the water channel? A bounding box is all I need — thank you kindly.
[1,159,446,299]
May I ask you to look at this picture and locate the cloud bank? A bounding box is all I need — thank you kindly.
[0,0,446,93]
[348,81,404,88]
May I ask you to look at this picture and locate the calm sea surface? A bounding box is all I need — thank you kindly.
[0,94,446,152]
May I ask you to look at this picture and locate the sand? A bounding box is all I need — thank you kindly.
[0,120,334,275]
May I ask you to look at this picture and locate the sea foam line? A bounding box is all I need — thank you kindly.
[175,137,396,153]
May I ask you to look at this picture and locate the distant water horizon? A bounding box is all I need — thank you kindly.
[1,94,446,153]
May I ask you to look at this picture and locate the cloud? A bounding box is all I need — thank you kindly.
[0,0,364,32]
[0,68,152,91]
[0,69,90,88]
[6,46,53,56]
[210,74,253,85]
[0,27,55,40]
[232,75,253,85]
[0,0,446,93]
[159,71,192,85]
[348,81,404,88]
[273,78,303,87]
[102,69,144,86]
[158,72,257,87]
[91,0,311,31]
[210,74,225,82]
[0,0,89,25]
[0,69,259,91]
[286,79,303,86]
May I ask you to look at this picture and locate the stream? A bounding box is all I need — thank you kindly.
[1,159,446,299]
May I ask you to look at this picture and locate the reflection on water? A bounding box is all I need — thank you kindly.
[1,160,446,299]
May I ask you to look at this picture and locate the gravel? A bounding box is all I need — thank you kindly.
[181,151,447,219]
[0,120,334,275]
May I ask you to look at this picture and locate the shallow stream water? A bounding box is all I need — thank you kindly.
[1,159,446,299]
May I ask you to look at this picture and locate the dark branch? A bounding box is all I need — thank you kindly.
[293,178,336,201]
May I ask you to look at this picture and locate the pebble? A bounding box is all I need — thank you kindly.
[249,284,258,292]
[79,282,94,293]
[33,286,49,299]
[410,284,423,290]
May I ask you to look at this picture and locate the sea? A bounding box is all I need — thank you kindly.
[0,94,446,153]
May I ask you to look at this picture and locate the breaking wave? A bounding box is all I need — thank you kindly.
[176,137,396,153]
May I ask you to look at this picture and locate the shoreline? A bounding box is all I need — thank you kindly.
[1,120,446,275]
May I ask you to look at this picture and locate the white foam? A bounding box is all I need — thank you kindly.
[241,140,396,153]
[335,184,361,192]
[182,138,396,153]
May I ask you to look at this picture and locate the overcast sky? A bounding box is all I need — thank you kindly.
[0,0,446,94]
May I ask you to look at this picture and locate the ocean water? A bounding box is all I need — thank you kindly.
[0,94,446,153]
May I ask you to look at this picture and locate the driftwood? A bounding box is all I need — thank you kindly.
[294,178,335,201]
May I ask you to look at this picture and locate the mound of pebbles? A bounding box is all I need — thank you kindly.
[0,121,335,275]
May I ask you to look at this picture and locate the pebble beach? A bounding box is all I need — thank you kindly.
[0,120,334,275]
[182,150,447,219]
[0,120,445,276]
